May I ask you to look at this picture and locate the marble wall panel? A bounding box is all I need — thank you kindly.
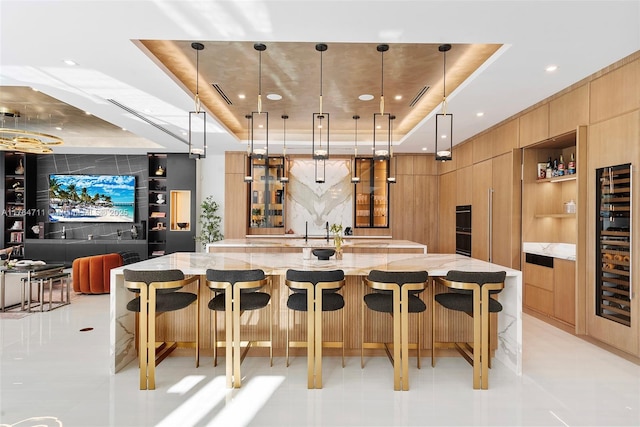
[286,159,353,236]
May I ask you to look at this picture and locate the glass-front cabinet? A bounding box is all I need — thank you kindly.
[353,158,389,228]
[595,163,632,326]
[248,156,285,229]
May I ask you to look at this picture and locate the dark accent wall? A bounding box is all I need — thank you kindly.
[34,154,148,241]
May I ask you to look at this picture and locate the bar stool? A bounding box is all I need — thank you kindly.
[206,269,272,388]
[285,269,345,389]
[432,270,506,390]
[123,269,200,390]
[362,270,428,391]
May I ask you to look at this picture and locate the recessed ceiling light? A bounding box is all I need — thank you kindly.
[421,147,428,151]
[266,93,282,101]
[394,95,402,100]
[55,127,62,131]
[121,128,127,131]
[85,111,92,116]
[238,94,245,99]
[63,59,77,66]
[31,88,39,92]
[359,94,374,101]
[545,64,558,72]
[476,112,484,117]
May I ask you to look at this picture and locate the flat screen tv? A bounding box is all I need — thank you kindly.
[49,174,136,223]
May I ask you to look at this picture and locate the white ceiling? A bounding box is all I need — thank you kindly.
[1,0,639,156]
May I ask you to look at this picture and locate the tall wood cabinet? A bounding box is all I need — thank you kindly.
[471,150,521,268]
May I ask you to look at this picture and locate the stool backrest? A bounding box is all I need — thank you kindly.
[365,269,428,294]
[206,269,267,292]
[285,269,345,292]
[443,270,506,294]
[123,269,185,293]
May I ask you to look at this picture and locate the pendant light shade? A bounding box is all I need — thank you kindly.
[387,115,397,184]
[351,115,361,183]
[435,43,453,162]
[280,114,289,183]
[312,43,329,183]
[373,44,391,160]
[244,114,253,183]
[188,42,206,159]
[250,43,268,160]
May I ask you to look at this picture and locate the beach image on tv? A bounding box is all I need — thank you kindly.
[49,174,136,222]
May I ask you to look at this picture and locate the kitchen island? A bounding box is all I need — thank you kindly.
[207,238,427,254]
[110,252,522,376]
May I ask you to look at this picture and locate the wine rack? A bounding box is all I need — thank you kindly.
[596,164,632,326]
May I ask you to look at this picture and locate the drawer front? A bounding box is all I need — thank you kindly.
[523,261,554,291]
[524,284,554,316]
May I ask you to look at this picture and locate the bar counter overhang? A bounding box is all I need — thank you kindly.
[109,252,522,376]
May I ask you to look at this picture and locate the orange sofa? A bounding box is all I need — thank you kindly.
[72,253,123,294]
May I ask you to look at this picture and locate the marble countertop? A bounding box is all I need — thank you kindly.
[522,242,576,261]
[246,234,392,239]
[208,238,426,251]
[112,251,519,277]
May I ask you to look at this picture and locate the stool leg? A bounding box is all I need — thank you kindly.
[472,288,482,390]
[147,288,156,390]
[314,291,323,389]
[481,288,490,390]
[400,288,409,391]
[232,286,241,388]
[48,278,53,311]
[392,289,401,391]
[286,307,290,367]
[212,310,218,367]
[224,290,233,388]
[138,288,149,390]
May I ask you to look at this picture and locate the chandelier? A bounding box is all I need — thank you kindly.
[0,108,63,154]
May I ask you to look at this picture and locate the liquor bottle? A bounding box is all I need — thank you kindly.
[557,154,565,176]
[552,158,558,177]
[61,226,66,239]
[568,153,576,174]
[546,156,552,178]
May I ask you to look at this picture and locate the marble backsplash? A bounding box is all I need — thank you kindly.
[286,159,353,236]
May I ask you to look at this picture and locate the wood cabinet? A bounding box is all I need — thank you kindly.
[471,150,520,268]
[523,254,575,326]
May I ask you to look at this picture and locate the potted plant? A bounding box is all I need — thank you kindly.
[330,223,344,259]
[195,196,224,250]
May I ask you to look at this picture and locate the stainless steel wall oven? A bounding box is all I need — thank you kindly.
[455,205,472,256]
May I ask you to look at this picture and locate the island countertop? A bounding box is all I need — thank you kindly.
[207,238,427,253]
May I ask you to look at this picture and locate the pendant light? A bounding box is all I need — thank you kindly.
[312,43,329,183]
[435,43,453,162]
[351,115,361,183]
[188,42,206,159]
[244,114,254,183]
[250,43,268,160]
[387,115,397,184]
[373,44,391,161]
[280,114,289,183]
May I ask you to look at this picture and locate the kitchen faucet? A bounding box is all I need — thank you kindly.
[326,221,329,242]
[305,221,308,243]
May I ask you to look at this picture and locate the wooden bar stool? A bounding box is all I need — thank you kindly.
[206,269,272,388]
[432,270,506,390]
[285,269,345,389]
[362,270,428,391]
[123,269,200,390]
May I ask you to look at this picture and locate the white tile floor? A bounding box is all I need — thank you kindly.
[1,293,640,427]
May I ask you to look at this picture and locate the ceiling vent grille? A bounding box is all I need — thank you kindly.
[212,83,233,105]
[107,99,188,144]
[409,85,430,107]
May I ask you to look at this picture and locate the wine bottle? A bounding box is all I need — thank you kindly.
[546,156,552,178]
[552,158,558,177]
[557,154,565,176]
[568,153,576,174]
